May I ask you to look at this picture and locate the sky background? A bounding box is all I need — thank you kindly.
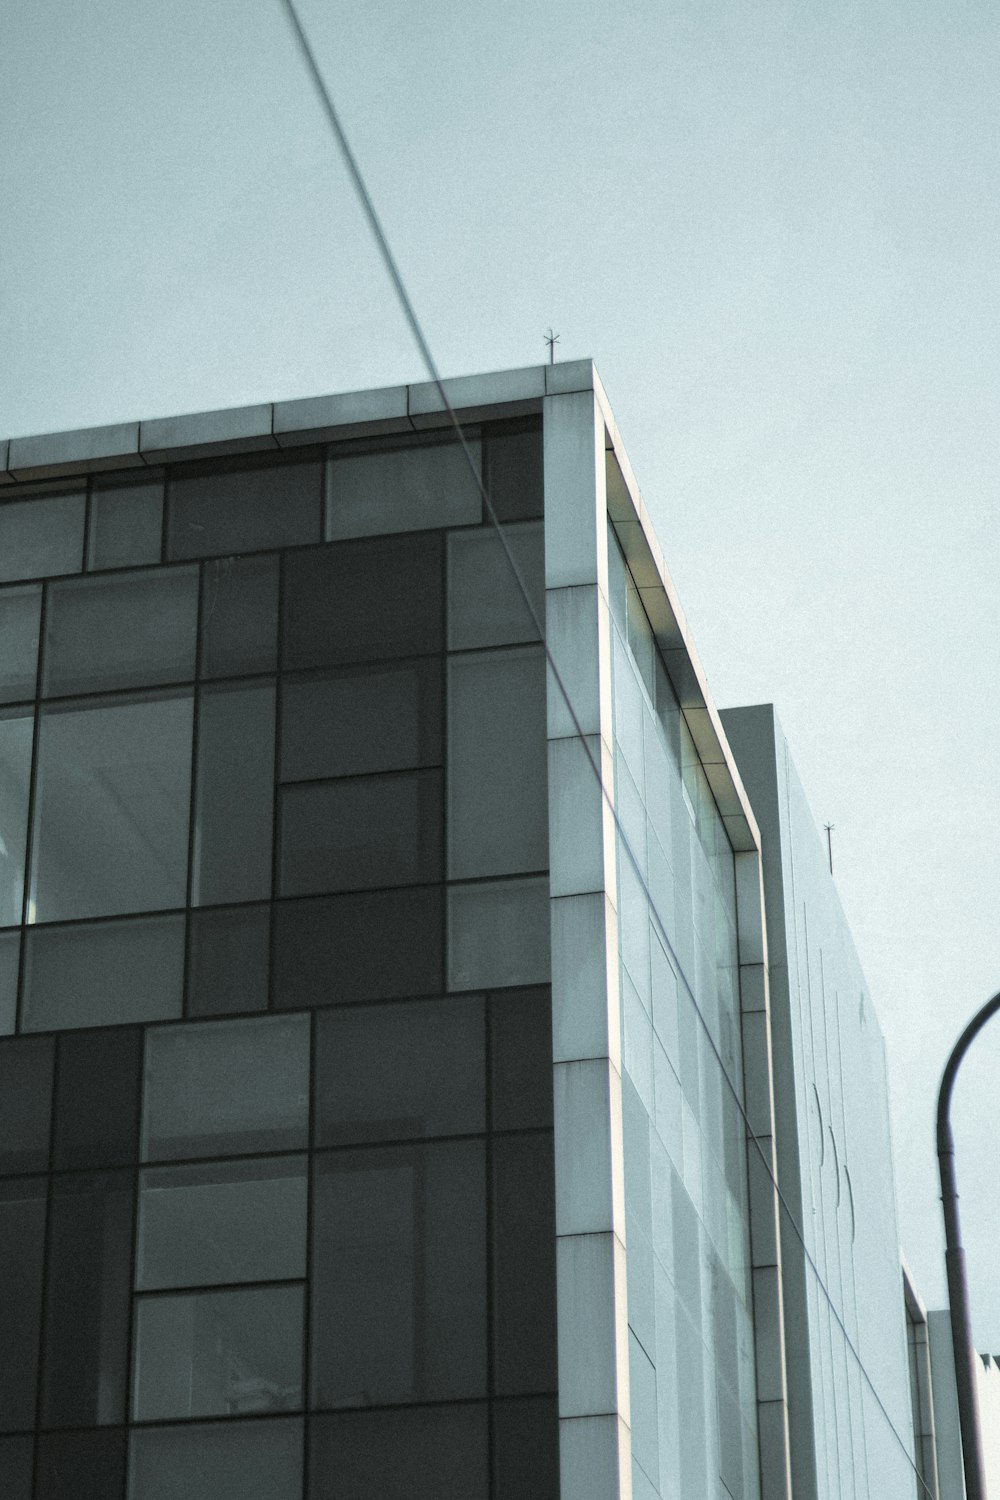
[3,0,998,1372]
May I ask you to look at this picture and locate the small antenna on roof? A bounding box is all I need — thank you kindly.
[824,823,834,875]
[544,328,560,364]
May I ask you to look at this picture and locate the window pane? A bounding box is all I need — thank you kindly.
[490,987,553,1131]
[447,521,543,649]
[0,931,18,1033]
[191,681,274,906]
[278,770,442,897]
[137,1157,307,1289]
[279,659,441,781]
[282,533,442,670]
[0,585,41,702]
[133,1285,304,1420]
[483,421,543,521]
[0,710,33,927]
[493,1397,559,1500]
[53,1027,141,1169]
[315,998,484,1146]
[187,904,269,1017]
[167,455,322,561]
[29,692,192,922]
[325,437,481,539]
[43,567,198,697]
[0,1036,53,1172]
[36,1428,126,1500]
[311,1140,486,1407]
[0,493,84,583]
[447,647,547,879]
[41,1170,133,1426]
[88,475,163,569]
[447,878,550,992]
[272,887,442,1009]
[22,914,184,1031]
[128,1417,303,1500]
[142,1015,309,1162]
[0,1178,46,1431]
[200,555,278,679]
[309,1405,487,1500]
[492,1133,557,1394]
[0,1435,32,1499]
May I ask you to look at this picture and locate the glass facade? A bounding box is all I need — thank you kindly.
[0,422,557,1499]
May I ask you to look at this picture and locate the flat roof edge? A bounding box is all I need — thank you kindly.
[1,361,597,484]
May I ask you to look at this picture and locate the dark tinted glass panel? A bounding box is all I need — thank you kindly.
[447,877,551,993]
[483,421,543,521]
[492,1133,557,1394]
[200,555,278,679]
[127,1417,303,1500]
[0,1434,32,1498]
[311,1140,486,1407]
[22,914,184,1031]
[0,931,17,1032]
[133,1284,304,1420]
[447,521,544,650]
[88,475,163,569]
[278,770,442,897]
[0,710,33,927]
[53,1028,141,1169]
[191,681,274,906]
[0,493,84,583]
[314,997,484,1146]
[41,1170,133,1426]
[0,1036,53,1172]
[137,1156,307,1289]
[273,887,442,1009]
[491,987,553,1130]
[36,1428,126,1500]
[186,904,269,1017]
[29,692,192,922]
[309,1405,488,1500]
[43,568,198,697]
[0,584,40,702]
[325,437,481,539]
[0,1178,46,1430]
[279,658,441,781]
[167,455,322,561]
[282,533,442,670]
[142,1015,309,1162]
[493,1397,560,1500]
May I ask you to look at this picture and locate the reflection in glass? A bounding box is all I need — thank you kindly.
[29,691,192,922]
[325,437,481,539]
[142,1015,309,1162]
[0,585,41,703]
[311,1140,486,1408]
[132,1284,304,1420]
[88,475,163,569]
[315,998,485,1145]
[167,454,322,560]
[0,710,32,926]
[278,770,442,896]
[191,682,274,906]
[137,1157,307,1289]
[43,567,198,696]
[127,1416,303,1500]
[22,914,184,1031]
[447,878,550,992]
[447,521,543,650]
[0,493,84,583]
[279,659,441,781]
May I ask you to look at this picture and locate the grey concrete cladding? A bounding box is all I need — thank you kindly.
[1,361,596,482]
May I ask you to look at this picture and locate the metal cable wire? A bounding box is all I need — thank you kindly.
[276,4,932,1491]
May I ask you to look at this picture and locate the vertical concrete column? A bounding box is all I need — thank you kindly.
[544,383,632,1500]
[736,848,794,1500]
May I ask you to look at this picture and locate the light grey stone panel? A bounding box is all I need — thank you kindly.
[550,892,621,1067]
[545,584,609,741]
[273,385,410,444]
[559,1413,631,1500]
[9,422,141,479]
[543,389,605,590]
[556,1231,629,1417]
[741,1008,775,1139]
[554,1060,617,1236]
[545,358,596,395]
[141,404,276,462]
[548,735,613,898]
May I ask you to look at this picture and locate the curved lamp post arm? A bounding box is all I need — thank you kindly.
[936,988,1000,1500]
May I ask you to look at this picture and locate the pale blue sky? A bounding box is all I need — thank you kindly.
[3,0,999,1354]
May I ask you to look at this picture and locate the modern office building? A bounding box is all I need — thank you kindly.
[0,360,929,1500]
